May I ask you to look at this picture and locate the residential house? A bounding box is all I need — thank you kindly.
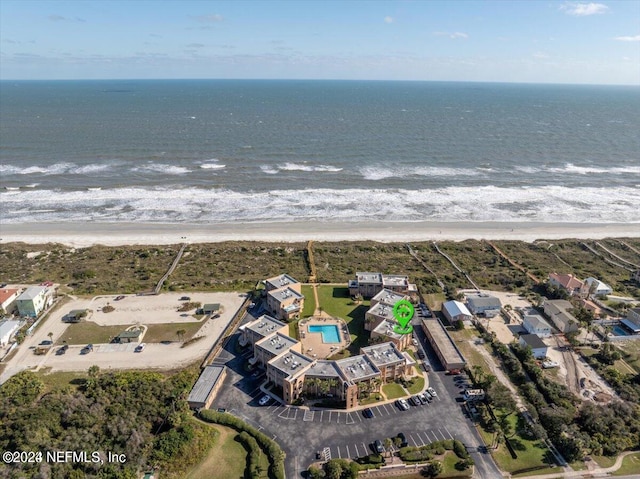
[519,334,548,359]
[522,314,553,338]
[0,320,22,347]
[466,294,502,317]
[543,299,579,333]
[584,277,613,297]
[548,273,588,298]
[442,300,473,324]
[16,286,52,318]
[0,288,20,316]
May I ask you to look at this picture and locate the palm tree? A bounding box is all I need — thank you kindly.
[47,332,53,342]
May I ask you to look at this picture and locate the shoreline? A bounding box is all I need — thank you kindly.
[1,221,639,247]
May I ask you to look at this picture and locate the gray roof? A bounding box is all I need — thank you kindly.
[246,314,286,337]
[367,302,395,321]
[421,318,466,366]
[335,355,380,382]
[268,287,304,303]
[362,342,405,366]
[265,274,299,290]
[382,275,409,287]
[305,360,344,379]
[523,314,552,331]
[256,332,298,357]
[466,295,501,310]
[519,334,547,350]
[268,350,313,378]
[371,320,405,341]
[17,286,47,301]
[371,289,406,307]
[355,272,383,285]
[188,365,225,404]
[0,320,22,338]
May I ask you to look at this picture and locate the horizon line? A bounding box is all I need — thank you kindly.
[1,78,639,87]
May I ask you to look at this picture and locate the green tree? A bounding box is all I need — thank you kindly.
[421,460,443,478]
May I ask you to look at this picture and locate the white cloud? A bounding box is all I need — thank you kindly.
[560,3,608,16]
[614,35,640,42]
[434,31,468,39]
[384,16,394,24]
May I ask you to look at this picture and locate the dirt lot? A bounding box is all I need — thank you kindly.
[0,292,246,384]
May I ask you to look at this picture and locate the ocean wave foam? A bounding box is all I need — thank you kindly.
[132,164,191,175]
[360,165,483,181]
[277,162,343,172]
[516,163,640,175]
[200,160,226,170]
[2,185,639,225]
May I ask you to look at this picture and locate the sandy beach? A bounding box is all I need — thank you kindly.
[1,221,638,247]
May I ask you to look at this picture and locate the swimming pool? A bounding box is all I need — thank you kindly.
[612,325,630,336]
[308,325,341,344]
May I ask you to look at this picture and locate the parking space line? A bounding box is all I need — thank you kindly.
[430,430,439,442]
[328,411,332,422]
[337,446,342,459]
[336,412,341,423]
[346,445,350,458]
[381,404,391,415]
[409,434,419,447]
[444,427,453,439]
[438,429,447,440]
[353,443,360,457]
[356,411,363,422]
[292,408,299,420]
[416,431,428,446]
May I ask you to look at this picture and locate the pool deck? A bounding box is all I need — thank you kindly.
[298,316,349,359]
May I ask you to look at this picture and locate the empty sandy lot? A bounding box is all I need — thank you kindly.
[0,292,246,383]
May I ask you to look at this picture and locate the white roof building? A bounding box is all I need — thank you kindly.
[584,277,613,297]
[442,300,473,323]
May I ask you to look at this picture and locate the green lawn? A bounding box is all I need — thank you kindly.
[35,370,88,392]
[143,321,204,343]
[301,285,316,317]
[288,319,300,340]
[613,452,640,476]
[317,286,370,357]
[186,425,246,479]
[406,376,425,394]
[57,322,125,345]
[592,455,618,468]
[490,413,560,476]
[382,382,407,400]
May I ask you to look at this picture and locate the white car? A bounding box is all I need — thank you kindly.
[427,387,437,397]
[412,338,418,346]
[135,343,146,352]
[258,395,271,406]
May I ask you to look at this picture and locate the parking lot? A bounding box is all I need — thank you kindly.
[211,323,500,479]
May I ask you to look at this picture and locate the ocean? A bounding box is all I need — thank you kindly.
[1,80,639,225]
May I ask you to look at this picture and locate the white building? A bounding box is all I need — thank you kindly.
[0,320,21,347]
[584,277,613,297]
[519,334,548,359]
[466,294,501,317]
[16,286,52,318]
[543,299,579,334]
[442,300,472,324]
[522,314,553,338]
[0,288,20,315]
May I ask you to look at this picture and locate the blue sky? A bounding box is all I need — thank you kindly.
[1,0,638,84]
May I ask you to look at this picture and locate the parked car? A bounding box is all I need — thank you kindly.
[418,393,429,404]
[373,439,385,454]
[179,296,191,301]
[395,398,409,411]
[135,343,146,352]
[411,337,418,346]
[397,432,408,448]
[56,344,69,355]
[427,387,437,397]
[410,395,422,406]
[81,344,93,354]
[258,395,271,406]
[115,295,125,301]
[39,340,53,346]
[363,408,374,419]
[417,350,425,359]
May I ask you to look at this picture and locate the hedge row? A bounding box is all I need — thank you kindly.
[399,439,470,463]
[199,410,285,479]
[237,431,263,479]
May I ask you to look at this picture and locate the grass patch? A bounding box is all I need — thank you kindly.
[57,322,125,345]
[592,455,617,468]
[359,394,384,405]
[382,382,406,400]
[35,369,87,392]
[423,292,447,311]
[143,322,203,343]
[406,376,425,394]
[490,413,559,475]
[613,452,640,476]
[301,284,316,317]
[288,318,300,340]
[317,285,370,357]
